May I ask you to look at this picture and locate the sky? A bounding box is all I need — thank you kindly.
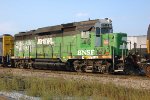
[0,0,150,36]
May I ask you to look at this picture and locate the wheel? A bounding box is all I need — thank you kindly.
[14,62,18,68]
[108,66,114,74]
[81,65,86,72]
[92,66,98,73]
[27,63,33,69]
[73,60,81,72]
[19,63,24,69]
[74,64,81,72]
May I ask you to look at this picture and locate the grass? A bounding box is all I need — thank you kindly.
[0,73,150,100]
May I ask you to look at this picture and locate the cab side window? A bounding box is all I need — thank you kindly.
[96,27,100,36]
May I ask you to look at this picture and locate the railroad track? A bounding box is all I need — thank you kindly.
[0,67,148,80]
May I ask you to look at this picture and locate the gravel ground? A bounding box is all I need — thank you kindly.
[0,92,40,100]
[0,68,150,90]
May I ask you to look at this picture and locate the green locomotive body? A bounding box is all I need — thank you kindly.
[14,32,127,60]
[12,19,127,73]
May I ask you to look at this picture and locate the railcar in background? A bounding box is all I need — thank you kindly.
[0,34,14,66]
[141,24,150,77]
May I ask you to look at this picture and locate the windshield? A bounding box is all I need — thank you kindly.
[101,23,112,33]
[101,28,111,33]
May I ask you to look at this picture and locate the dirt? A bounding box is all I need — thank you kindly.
[0,95,15,100]
[0,67,150,90]
[0,96,7,100]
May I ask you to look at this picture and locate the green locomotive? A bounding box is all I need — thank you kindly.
[12,18,129,73]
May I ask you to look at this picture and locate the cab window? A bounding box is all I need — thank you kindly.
[96,27,100,36]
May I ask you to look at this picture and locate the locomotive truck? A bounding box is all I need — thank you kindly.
[0,18,143,74]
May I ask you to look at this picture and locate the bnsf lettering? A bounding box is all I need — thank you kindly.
[77,50,94,55]
[37,38,54,45]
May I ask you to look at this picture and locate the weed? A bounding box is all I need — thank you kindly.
[0,74,150,100]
